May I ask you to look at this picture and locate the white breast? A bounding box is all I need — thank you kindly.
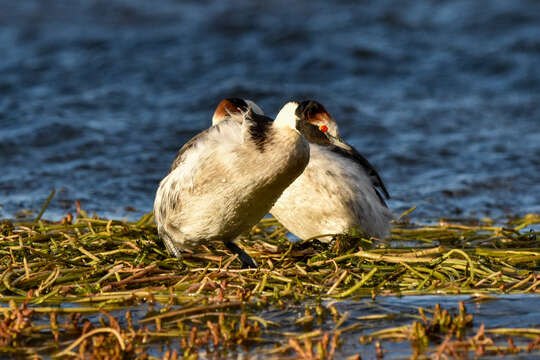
[154,119,310,253]
[271,144,393,241]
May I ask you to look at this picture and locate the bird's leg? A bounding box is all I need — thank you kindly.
[224,241,257,268]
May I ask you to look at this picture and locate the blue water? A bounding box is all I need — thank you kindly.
[2,3,540,358]
[1,0,539,221]
[14,294,540,358]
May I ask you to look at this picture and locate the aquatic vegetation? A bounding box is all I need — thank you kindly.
[0,202,539,358]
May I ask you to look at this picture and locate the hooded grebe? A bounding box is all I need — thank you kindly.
[154,99,331,267]
[270,100,394,242]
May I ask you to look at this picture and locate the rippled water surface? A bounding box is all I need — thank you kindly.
[1,1,540,358]
[1,0,539,221]
[19,294,540,358]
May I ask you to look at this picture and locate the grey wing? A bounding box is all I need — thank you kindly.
[330,145,390,207]
[169,119,244,172]
[169,127,213,172]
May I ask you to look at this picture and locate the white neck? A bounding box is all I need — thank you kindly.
[273,102,298,129]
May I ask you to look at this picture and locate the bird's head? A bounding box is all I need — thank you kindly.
[212,98,264,125]
[274,100,343,147]
[296,100,339,138]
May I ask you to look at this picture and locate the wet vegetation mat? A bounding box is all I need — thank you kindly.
[0,200,539,359]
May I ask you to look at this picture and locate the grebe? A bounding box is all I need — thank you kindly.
[270,100,394,242]
[154,100,330,267]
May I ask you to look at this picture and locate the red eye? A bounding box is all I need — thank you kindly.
[319,125,328,132]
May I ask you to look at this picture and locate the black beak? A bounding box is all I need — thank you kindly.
[299,122,353,151]
[326,133,352,151]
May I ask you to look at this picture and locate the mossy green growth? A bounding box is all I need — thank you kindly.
[0,207,539,359]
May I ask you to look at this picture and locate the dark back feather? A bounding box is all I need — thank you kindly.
[246,110,273,152]
[329,145,390,207]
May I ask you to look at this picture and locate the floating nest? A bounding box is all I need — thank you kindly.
[0,198,539,359]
